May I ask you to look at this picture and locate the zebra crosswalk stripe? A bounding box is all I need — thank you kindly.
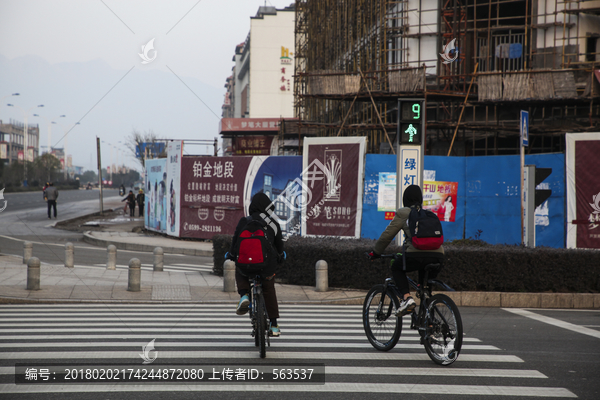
[0,304,577,397]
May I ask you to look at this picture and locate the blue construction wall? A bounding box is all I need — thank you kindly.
[361,153,565,247]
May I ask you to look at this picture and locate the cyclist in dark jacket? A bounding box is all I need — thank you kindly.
[370,185,445,316]
[228,192,284,336]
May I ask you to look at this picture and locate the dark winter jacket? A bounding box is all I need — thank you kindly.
[229,193,284,275]
[122,193,135,206]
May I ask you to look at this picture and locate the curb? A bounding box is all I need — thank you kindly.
[82,231,213,257]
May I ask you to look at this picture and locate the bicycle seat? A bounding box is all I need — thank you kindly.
[424,263,441,272]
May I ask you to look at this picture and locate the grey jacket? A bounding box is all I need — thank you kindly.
[374,206,444,256]
[45,186,59,201]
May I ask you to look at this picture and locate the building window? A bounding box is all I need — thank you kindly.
[264,175,272,186]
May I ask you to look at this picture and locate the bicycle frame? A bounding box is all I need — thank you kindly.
[378,254,455,345]
[248,275,269,357]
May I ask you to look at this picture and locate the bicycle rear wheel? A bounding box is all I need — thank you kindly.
[423,294,463,365]
[256,295,267,358]
[362,284,402,351]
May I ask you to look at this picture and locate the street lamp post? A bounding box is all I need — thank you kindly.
[34,114,65,156]
[7,103,44,185]
[0,93,19,116]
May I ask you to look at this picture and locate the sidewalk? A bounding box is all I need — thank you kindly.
[0,214,599,308]
[0,254,368,305]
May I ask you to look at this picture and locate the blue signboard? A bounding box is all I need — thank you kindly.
[520,110,529,147]
[136,142,166,158]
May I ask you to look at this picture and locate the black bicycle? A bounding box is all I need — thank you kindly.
[248,274,270,358]
[362,253,463,365]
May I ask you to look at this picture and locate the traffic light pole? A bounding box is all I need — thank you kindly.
[396,98,425,245]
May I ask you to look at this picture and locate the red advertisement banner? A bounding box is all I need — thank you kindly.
[220,118,280,132]
[575,140,600,248]
[180,156,252,239]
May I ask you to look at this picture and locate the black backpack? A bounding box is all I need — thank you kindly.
[233,217,275,272]
[407,206,444,250]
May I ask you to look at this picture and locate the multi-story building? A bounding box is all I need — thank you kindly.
[291,0,600,156]
[0,119,40,164]
[220,4,297,156]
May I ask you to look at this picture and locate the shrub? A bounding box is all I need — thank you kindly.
[213,235,600,293]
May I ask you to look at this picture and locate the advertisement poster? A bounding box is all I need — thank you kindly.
[180,156,252,239]
[377,172,397,212]
[566,132,600,249]
[0,143,7,159]
[248,156,303,237]
[144,158,167,233]
[423,181,459,222]
[301,137,366,238]
[166,140,183,237]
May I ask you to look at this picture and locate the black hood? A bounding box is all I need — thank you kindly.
[249,192,273,216]
[402,185,423,208]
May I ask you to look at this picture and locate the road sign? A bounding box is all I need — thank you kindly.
[520,110,529,147]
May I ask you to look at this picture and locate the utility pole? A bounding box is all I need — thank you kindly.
[97,137,103,215]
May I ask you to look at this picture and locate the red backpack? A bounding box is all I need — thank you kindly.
[408,206,444,250]
[234,218,274,272]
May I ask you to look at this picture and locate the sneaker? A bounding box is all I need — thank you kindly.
[269,323,280,337]
[395,297,416,317]
[236,295,250,315]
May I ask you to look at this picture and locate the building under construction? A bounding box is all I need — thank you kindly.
[282,0,600,155]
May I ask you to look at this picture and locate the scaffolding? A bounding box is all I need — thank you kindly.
[285,0,600,156]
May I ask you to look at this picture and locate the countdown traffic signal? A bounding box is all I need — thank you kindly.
[398,99,425,144]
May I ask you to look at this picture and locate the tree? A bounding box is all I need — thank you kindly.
[80,170,97,184]
[126,129,166,170]
[33,153,62,183]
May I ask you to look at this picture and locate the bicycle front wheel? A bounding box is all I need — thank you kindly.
[423,294,463,365]
[362,284,402,351]
[256,295,267,358]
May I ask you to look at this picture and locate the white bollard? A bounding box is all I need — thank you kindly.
[223,260,236,293]
[153,247,164,272]
[65,243,74,268]
[27,257,41,290]
[106,245,117,270]
[128,258,141,292]
[23,241,33,264]
[315,260,328,292]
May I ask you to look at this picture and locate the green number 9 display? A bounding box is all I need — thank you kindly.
[412,103,420,119]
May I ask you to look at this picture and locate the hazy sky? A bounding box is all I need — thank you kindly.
[0,0,294,172]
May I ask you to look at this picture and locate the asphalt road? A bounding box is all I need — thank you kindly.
[0,305,598,399]
[0,188,212,269]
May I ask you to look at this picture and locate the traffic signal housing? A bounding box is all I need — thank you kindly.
[398,99,425,145]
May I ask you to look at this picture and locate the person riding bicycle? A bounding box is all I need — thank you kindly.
[228,192,285,337]
[369,184,444,317]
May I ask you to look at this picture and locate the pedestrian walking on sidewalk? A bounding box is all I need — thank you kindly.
[122,190,136,217]
[45,182,58,219]
[136,189,145,217]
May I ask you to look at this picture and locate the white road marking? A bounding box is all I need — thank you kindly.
[504,308,600,339]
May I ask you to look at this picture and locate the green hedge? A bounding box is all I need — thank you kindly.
[212,235,600,293]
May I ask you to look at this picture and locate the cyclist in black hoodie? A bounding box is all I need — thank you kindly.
[228,193,285,336]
